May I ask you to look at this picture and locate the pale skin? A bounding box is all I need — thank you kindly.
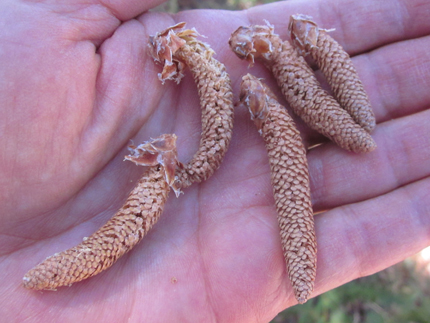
[1,0,429,322]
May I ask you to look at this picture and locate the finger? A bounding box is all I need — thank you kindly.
[310,176,430,305]
[244,0,430,123]
[24,1,168,44]
[85,11,214,162]
[246,0,430,55]
[87,18,176,158]
[204,107,430,212]
[308,108,430,212]
[356,35,430,123]
[206,106,430,215]
[97,0,167,21]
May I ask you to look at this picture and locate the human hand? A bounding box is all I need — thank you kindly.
[1,0,429,322]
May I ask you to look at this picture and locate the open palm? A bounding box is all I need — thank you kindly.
[1,0,429,322]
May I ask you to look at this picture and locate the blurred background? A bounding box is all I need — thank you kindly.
[154,0,275,11]
[156,1,430,322]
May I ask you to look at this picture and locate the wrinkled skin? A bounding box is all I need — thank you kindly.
[1,0,429,322]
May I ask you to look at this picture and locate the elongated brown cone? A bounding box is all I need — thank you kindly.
[289,14,375,133]
[229,22,376,153]
[149,23,234,188]
[240,74,317,304]
[23,134,178,290]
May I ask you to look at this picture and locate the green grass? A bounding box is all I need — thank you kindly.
[273,259,430,323]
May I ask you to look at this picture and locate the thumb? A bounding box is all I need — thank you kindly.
[99,0,169,21]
